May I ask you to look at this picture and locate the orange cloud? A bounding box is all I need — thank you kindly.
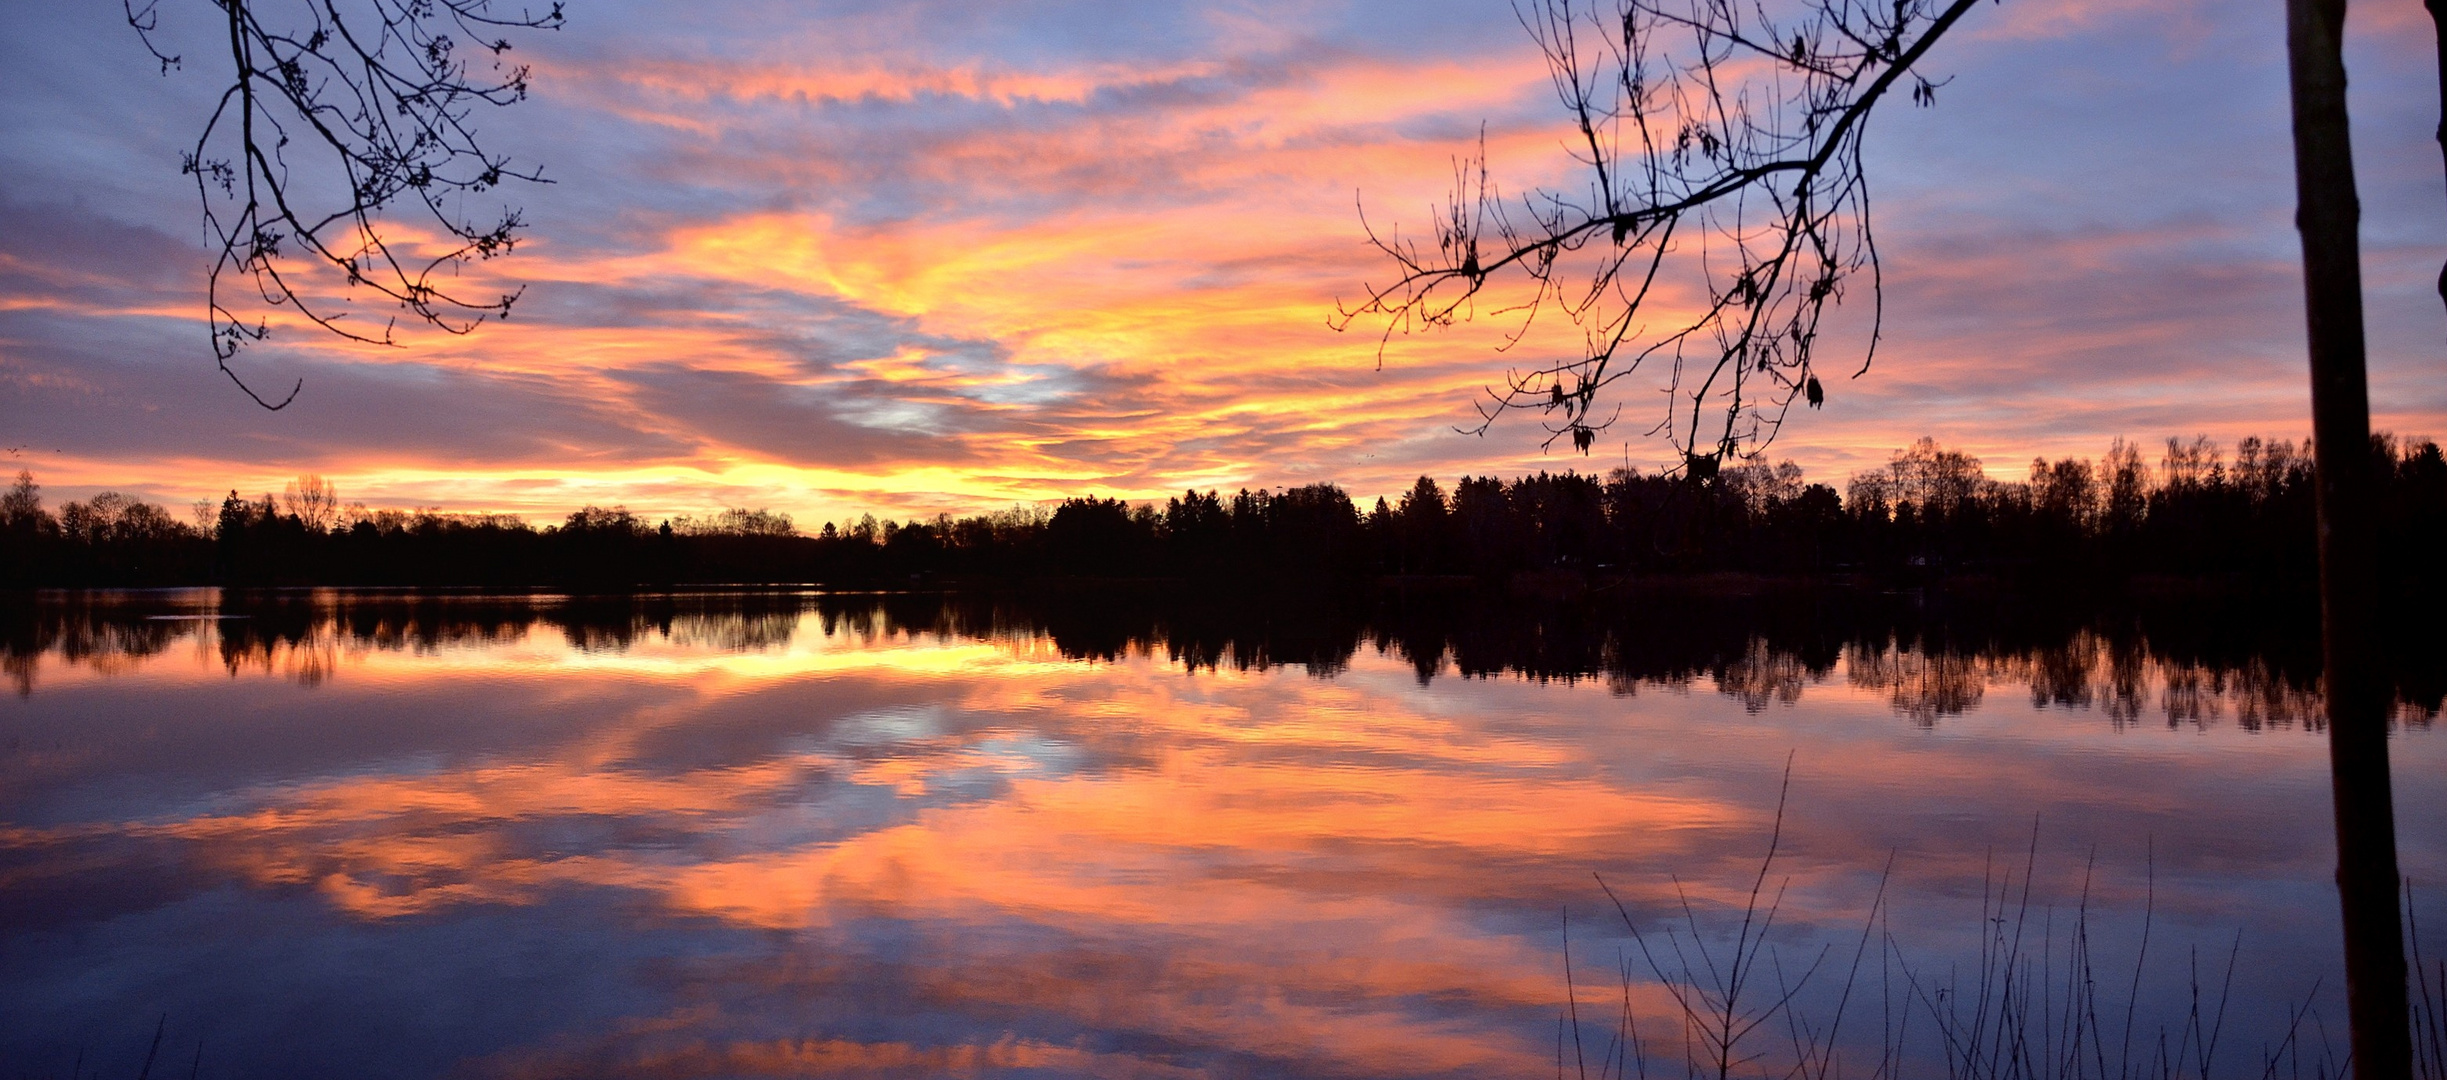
[13,0,2441,527]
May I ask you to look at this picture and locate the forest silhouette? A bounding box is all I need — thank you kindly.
[5,434,2442,597]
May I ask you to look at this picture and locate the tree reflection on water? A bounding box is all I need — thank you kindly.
[6,587,2433,729]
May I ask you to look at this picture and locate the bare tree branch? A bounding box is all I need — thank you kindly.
[127,0,565,408]
[1338,0,1981,475]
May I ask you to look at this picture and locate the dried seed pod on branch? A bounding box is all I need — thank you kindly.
[1338,0,1981,475]
[125,0,565,408]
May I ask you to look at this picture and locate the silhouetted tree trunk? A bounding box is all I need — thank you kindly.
[2428,0,2447,312]
[2283,0,2411,1074]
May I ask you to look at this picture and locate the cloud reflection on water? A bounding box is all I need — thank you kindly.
[0,591,2439,1077]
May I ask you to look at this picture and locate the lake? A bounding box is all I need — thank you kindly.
[3,588,2441,1078]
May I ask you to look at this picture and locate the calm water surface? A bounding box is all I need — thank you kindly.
[2,590,2440,1078]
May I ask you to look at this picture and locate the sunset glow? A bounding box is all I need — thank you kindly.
[5,0,2440,524]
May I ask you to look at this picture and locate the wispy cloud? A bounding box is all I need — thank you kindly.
[2,0,2438,524]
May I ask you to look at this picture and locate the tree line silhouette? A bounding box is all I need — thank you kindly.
[4,434,2440,593]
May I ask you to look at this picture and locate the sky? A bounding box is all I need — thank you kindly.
[2,0,2443,528]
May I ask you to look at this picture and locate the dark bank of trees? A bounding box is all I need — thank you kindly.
[0,475,799,589]
[3,433,2441,594]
